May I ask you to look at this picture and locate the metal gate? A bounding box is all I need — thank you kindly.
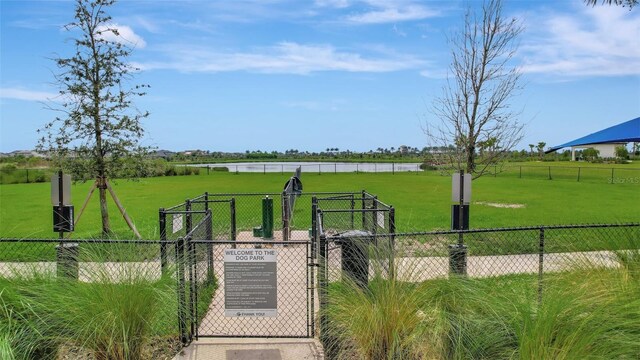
[190,239,315,338]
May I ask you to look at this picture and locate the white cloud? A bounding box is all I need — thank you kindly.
[139,42,425,75]
[0,87,56,102]
[346,4,439,24]
[520,6,640,77]
[96,23,146,48]
[315,0,351,8]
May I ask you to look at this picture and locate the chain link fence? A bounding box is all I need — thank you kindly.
[499,165,640,184]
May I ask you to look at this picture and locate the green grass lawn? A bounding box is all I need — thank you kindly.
[0,169,638,239]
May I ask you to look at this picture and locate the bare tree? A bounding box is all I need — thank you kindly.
[426,0,524,179]
[38,0,149,237]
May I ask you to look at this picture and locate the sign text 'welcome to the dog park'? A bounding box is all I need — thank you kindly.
[224,249,277,317]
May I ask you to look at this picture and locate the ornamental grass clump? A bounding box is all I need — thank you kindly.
[0,242,178,360]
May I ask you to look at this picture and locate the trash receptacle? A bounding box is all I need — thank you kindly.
[338,230,371,289]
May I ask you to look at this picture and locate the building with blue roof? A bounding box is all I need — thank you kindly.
[546,117,640,160]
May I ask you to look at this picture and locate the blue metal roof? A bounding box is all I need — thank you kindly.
[546,117,640,153]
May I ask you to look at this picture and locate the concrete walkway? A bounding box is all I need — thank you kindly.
[173,338,324,360]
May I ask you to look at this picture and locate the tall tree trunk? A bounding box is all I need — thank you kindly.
[98,176,110,237]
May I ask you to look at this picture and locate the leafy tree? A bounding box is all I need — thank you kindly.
[582,148,600,161]
[615,145,629,159]
[38,0,150,237]
[426,0,524,179]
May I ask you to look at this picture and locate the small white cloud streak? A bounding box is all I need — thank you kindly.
[0,88,56,102]
[519,6,640,77]
[96,24,146,48]
[138,42,425,75]
[346,5,439,24]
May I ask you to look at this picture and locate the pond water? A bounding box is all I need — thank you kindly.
[185,162,423,173]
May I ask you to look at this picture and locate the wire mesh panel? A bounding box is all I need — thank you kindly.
[194,240,313,338]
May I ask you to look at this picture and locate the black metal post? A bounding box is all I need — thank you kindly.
[548,166,552,180]
[26,169,29,183]
[577,167,581,182]
[318,234,328,343]
[185,199,192,235]
[611,168,615,184]
[282,191,290,243]
[175,237,188,344]
[449,170,468,276]
[58,170,64,241]
[350,194,355,229]
[204,192,209,212]
[188,234,198,340]
[230,198,237,248]
[371,196,378,238]
[306,237,312,337]
[311,196,318,258]
[159,208,167,276]
[206,209,214,285]
[538,227,545,305]
[458,170,464,246]
[392,162,394,175]
[519,166,522,179]
[361,190,366,230]
[389,206,396,280]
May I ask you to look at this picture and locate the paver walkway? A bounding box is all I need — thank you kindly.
[173,338,324,360]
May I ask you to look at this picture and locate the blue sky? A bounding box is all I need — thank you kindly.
[1,0,639,153]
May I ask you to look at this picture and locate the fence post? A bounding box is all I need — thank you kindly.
[188,234,197,340]
[392,162,395,175]
[282,191,290,243]
[519,166,522,179]
[611,168,614,184]
[334,163,337,174]
[264,164,266,175]
[230,198,237,249]
[371,196,378,238]
[538,227,545,305]
[361,190,366,230]
[206,209,214,285]
[350,193,355,229]
[26,169,29,183]
[175,237,188,344]
[185,199,192,235]
[318,164,321,175]
[318,233,328,344]
[311,196,317,258]
[577,167,581,182]
[159,208,167,276]
[548,166,552,180]
[204,192,209,212]
[389,206,396,280]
